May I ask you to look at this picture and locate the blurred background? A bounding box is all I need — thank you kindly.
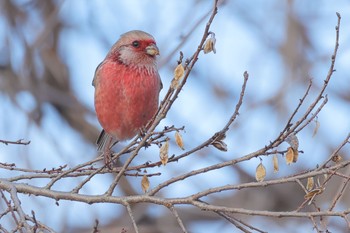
[0,0,349,232]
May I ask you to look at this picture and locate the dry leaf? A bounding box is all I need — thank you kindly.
[273,154,279,173]
[306,177,314,191]
[332,154,342,163]
[255,162,266,182]
[174,63,184,80]
[304,188,324,205]
[285,134,299,163]
[203,33,216,54]
[171,63,184,89]
[312,119,320,137]
[285,147,294,165]
[175,131,184,150]
[304,189,321,199]
[159,139,169,166]
[211,133,227,151]
[141,175,150,193]
[212,140,227,152]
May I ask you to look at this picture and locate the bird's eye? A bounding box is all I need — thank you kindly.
[132,41,140,48]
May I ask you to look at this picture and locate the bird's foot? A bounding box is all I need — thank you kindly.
[103,149,116,170]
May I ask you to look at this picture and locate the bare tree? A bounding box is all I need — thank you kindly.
[0,0,349,232]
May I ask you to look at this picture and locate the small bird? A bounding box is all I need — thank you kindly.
[92,30,162,165]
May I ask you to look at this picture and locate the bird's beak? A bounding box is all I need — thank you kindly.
[145,44,160,56]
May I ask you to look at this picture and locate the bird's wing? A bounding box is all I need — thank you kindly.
[159,73,163,92]
[92,62,103,87]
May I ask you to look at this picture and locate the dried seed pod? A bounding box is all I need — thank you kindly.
[285,147,294,165]
[273,154,279,173]
[171,63,185,89]
[174,63,184,80]
[304,187,324,205]
[312,118,320,137]
[212,140,227,152]
[175,131,184,150]
[159,139,169,166]
[255,162,266,182]
[306,177,314,191]
[141,175,150,193]
[203,33,216,54]
[332,154,342,163]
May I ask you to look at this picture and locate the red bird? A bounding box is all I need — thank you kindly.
[92,30,162,164]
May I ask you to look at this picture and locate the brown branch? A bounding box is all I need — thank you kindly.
[1,177,349,219]
[228,216,267,233]
[189,161,350,200]
[0,139,31,146]
[295,95,328,134]
[169,205,188,233]
[2,160,349,217]
[265,12,342,152]
[45,157,101,189]
[148,71,249,195]
[309,216,322,233]
[283,79,313,134]
[319,133,350,169]
[190,200,350,218]
[126,204,139,233]
[159,2,214,67]
[92,220,99,233]
[216,212,252,233]
[328,169,350,211]
[0,186,32,232]
[0,189,22,233]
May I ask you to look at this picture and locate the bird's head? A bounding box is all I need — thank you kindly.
[108,30,160,69]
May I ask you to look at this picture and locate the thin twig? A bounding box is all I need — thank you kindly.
[45,157,101,189]
[72,139,138,193]
[0,139,31,146]
[169,205,188,233]
[265,12,342,152]
[217,212,252,233]
[319,133,350,170]
[148,71,249,195]
[228,215,267,233]
[328,168,350,211]
[0,189,22,233]
[309,216,322,233]
[8,185,32,232]
[104,0,220,196]
[126,204,139,233]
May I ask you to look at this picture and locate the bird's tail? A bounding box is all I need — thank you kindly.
[96,130,118,152]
